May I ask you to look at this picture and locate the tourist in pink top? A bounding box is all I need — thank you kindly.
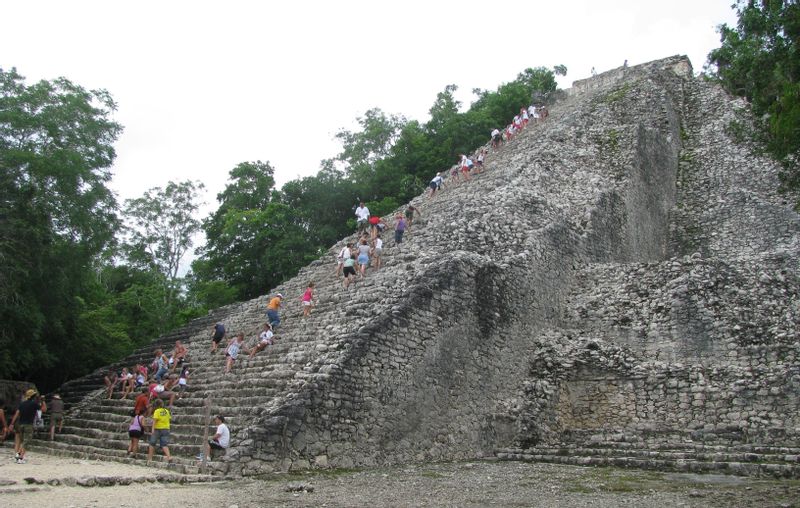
[301,282,315,317]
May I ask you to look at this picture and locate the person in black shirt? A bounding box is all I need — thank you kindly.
[9,389,45,464]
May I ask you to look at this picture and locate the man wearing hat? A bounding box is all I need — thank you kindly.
[49,394,64,441]
[9,388,46,464]
[266,293,284,329]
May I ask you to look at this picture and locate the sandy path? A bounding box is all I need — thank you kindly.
[3,450,799,508]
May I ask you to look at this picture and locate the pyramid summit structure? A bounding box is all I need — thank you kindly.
[38,56,800,477]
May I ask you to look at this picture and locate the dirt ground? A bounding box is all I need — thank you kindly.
[1,453,799,507]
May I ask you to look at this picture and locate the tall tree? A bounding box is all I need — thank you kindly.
[122,180,204,331]
[334,108,406,197]
[707,0,800,197]
[0,67,122,387]
[196,161,318,301]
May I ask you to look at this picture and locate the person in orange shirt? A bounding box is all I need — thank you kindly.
[266,293,283,329]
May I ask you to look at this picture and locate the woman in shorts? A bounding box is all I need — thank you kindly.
[224,333,246,374]
[175,365,189,398]
[127,411,145,458]
[119,367,136,399]
[335,243,352,276]
[428,173,443,198]
[459,154,472,182]
[342,254,357,289]
[301,282,315,317]
[371,235,383,269]
[356,238,370,279]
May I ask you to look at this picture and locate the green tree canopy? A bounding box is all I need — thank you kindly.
[707,0,800,195]
[195,161,319,302]
[0,67,123,387]
[121,179,205,333]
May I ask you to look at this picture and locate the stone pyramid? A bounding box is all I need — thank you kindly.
[35,56,800,478]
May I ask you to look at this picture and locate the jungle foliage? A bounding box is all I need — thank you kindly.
[707,0,800,201]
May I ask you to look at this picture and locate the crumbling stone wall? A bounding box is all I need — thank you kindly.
[510,59,799,451]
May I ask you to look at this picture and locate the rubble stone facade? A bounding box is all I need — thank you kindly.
[47,56,799,477]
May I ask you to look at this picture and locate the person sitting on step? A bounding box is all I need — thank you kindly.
[249,323,275,359]
[119,367,137,399]
[198,415,229,463]
[153,349,169,382]
[176,365,189,399]
[169,340,188,371]
[104,368,119,399]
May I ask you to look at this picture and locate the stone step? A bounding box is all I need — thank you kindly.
[71,401,278,425]
[29,440,214,475]
[39,431,210,460]
[496,449,800,478]
[556,428,800,449]
[497,445,800,464]
[60,417,211,435]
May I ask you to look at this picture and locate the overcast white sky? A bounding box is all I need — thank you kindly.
[3,0,738,213]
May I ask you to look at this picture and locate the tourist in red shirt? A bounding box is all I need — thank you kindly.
[133,387,150,416]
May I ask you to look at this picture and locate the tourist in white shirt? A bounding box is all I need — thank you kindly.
[428,173,444,199]
[200,415,230,462]
[491,128,502,149]
[354,201,370,233]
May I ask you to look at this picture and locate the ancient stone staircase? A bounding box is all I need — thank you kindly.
[30,56,800,478]
[497,429,800,477]
[30,93,560,474]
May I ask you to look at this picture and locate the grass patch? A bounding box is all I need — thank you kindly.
[420,471,446,479]
[603,83,632,104]
[606,129,620,152]
[567,467,667,494]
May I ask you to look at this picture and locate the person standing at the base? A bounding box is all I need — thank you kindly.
[147,399,172,464]
[9,389,46,464]
[127,411,145,458]
[48,394,64,441]
[266,294,283,329]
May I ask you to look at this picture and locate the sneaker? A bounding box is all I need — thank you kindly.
[16,458,26,464]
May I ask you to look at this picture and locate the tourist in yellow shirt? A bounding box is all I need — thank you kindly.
[146,399,172,463]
